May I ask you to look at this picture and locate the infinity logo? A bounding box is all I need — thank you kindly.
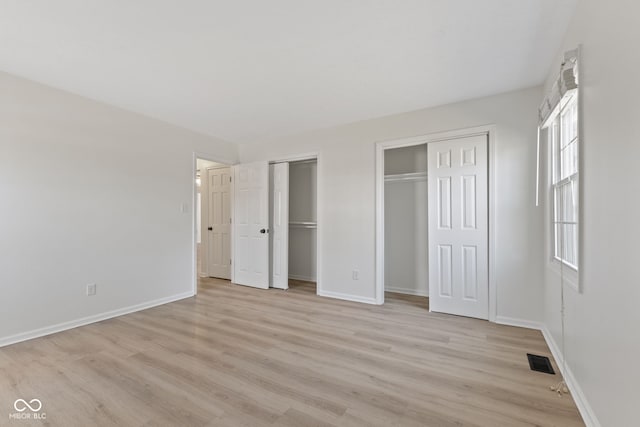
[13,399,42,413]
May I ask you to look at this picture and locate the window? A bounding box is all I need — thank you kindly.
[549,92,579,270]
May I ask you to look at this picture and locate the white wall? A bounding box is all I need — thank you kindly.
[384,145,428,296]
[288,161,317,282]
[239,86,544,318]
[540,1,640,426]
[0,71,237,344]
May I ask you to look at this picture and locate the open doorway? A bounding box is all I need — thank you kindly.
[384,145,429,303]
[196,157,232,293]
[268,158,318,294]
[286,159,317,293]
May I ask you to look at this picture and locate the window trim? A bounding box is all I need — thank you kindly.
[547,90,580,277]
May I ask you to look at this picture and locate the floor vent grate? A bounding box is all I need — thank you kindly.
[527,354,555,375]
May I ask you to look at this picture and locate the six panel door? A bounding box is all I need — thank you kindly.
[206,167,231,280]
[428,135,489,319]
[233,161,270,289]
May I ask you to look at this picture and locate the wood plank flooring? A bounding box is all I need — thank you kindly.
[0,278,584,426]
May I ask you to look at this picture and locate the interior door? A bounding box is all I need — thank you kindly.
[206,167,231,280]
[270,163,289,289]
[233,161,270,288]
[428,135,489,319]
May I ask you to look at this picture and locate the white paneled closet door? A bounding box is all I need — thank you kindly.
[428,135,489,319]
[233,161,270,289]
[270,163,289,289]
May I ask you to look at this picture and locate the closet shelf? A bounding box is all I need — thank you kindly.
[384,172,427,183]
[289,221,317,229]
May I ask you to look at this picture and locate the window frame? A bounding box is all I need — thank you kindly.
[547,90,580,275]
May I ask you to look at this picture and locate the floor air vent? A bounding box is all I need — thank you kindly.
[527,354,555,375]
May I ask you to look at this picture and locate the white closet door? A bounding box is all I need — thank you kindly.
[270,163,289,289]
[233,161,270,289]
[428,135,488,319]
[207,167,231,279]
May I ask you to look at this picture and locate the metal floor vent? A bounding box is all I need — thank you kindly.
[527,354,555,375]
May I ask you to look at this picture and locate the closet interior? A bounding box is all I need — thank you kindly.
[288,159,317,287]
[384,144,429,297]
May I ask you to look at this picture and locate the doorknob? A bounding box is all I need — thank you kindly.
[260,228,269,234]
[208,227,213,231]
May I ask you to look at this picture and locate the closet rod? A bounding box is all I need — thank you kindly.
[384,172,428,183]
[289,221,317,229]
[269,158,317,165]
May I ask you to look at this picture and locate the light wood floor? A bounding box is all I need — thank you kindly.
[0,278,584,426]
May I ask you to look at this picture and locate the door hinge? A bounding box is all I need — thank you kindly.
[229,218,232,224]
[229,176,232,183]
[229,259,232,265]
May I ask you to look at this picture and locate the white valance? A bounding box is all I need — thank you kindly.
[536,47,580,206]
[538,48,580,126]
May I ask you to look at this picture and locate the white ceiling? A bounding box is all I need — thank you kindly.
[0,1,577,143]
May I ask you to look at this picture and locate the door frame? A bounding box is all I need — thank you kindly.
[192,152,235,296]
[268,152,322,297]
[374,125,497,322]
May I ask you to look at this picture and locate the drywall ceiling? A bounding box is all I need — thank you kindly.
[0,1,577,143]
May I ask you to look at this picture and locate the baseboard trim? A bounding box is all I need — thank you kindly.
[495,316,542,330]
[541,327,601,427]
[289,274,317,282]
[317,290,378,305]
[0,291,194,348]
[385,286,429,297]
[494,317,600,426]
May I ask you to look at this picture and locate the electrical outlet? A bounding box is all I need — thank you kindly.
[86,283,97,296]
[352,270,359,280]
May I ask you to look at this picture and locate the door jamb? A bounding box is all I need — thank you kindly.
[192,152,235,296]
[374,125,497,322]
[268,152,322,297]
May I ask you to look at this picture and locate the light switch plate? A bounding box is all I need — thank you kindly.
[86,283,96,296]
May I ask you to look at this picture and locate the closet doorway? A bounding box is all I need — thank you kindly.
[269,158,318,293]
[375,127,496,321]
[384,145,429,298]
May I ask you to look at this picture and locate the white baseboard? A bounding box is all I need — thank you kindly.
[289,274,316,282]
[0,291,194,348]
[495,316,542,330]
[541,327,601,427]
[493,317,600,426]
[317,290,378,305]
[385,286,428,297]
